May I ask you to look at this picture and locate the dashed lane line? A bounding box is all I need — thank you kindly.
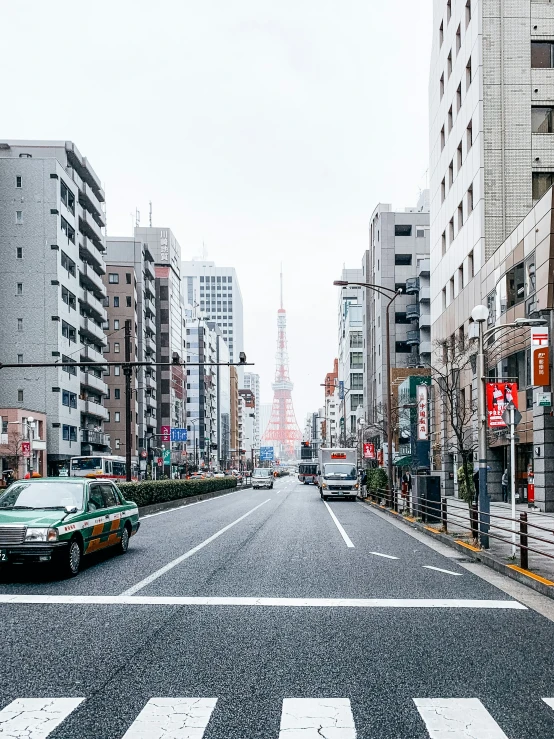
[121,498,271,596]
[423,565,463,577]
[369,551,399,560]
[323,501,355,548]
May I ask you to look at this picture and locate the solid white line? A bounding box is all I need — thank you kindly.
[0,698,84,738]
[369,551,399,560]
[122,698,217,738]
[323,501,355,548]
[121,498,271,595]
[140,488,249,519]
[423,565,463,576]
[279,698,356,738]
[414,698,509,738]
[0,595,527,609]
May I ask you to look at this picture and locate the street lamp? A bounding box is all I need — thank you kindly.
[334,279,403,508]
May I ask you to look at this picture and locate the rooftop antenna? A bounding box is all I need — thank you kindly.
[149,201,152,227]
[135,208,140,227]
[202,241,208,260]
[280,263,283,309]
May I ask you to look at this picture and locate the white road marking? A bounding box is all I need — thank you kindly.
[323,501,355,548]
[279,698,356,738]
[414,698,508,738]
[0,698,84,738]
[122,697,217,738]
[0,595,527,609]
[121,499,271,595]
[423,565,463,576]
[141,488,248,519]
[369,551,399,560]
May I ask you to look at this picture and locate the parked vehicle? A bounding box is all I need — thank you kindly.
[252,468,274,490]
[317,448,359,501]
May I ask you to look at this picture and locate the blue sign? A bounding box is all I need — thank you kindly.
[170,428,188,442]
[259,446,274,461]
[339,381,345,400]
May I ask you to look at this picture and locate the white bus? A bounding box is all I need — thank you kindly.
[69,455,130,480]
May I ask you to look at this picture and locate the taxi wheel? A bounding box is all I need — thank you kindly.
[60,538,82,578]
[119,525,131,554]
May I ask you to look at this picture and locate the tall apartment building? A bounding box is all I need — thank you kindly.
[230,366,239,467]
[336,269,364,441]
[105,237,157,459]
[136,227,184,471]
[322,359,339,446]
[239,388,255,461]
[363,191,430,423]
[181,260,244,366]
[243,373,261,450]
[0,140,109,474]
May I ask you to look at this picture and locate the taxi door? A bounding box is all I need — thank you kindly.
[84,482,118,554]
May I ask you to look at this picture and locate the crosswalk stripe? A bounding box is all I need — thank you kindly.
[121,698,217,738]
[279,698,356,738]
[0,697,84,738]
[414,698,508,738]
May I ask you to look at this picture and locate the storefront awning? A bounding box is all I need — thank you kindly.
[393,456,412,467]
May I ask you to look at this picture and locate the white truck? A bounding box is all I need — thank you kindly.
[318,448,359,501]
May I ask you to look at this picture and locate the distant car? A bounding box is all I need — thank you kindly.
[214,473,225,478]
[0,478,139,577]
[252,468,274,490]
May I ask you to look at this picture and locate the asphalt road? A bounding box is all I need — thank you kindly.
[1,475,554,737]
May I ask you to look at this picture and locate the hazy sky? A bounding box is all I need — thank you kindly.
[4,0,432,426]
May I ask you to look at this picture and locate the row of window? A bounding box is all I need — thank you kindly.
[441,181,474,254]
[199,276,232,283]
[108,272,133,285]
[442,251,474,308]
[439,1,471,47]
[60,180,75,215]
[104,295,133,308]
[486,254,536,325]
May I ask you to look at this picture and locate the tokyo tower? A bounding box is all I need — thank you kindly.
[262,271,302,459]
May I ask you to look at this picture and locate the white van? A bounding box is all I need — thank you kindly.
[252,468,274,490]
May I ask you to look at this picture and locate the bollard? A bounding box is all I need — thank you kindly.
[470,503,479,541]
[520,512,529,570]
[441,497,448,533]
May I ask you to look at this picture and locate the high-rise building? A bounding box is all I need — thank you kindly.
[104,237,157,466]
[181,260,244,366]
[243,373,261,450]
[0,140,109,474]
[336,268,364,443]
[239,388,256,463]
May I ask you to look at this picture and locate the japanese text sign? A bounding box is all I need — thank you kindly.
[531,327,550,386]
[416,384,429,440]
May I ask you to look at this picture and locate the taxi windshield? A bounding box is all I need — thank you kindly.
[0,482,85,511]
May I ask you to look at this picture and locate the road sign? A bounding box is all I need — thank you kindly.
[502,403,522,428]
[259,446,274,461]
[532,327,550,385]
[537,391,552,407]
[161,425,170,443]
[140,450,148,459]
[163,449,171,464]
[21,441,30,457]
[170,428,188,442]
[157,457,163,467]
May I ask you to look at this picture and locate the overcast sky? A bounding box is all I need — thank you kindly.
[4,0,432,427]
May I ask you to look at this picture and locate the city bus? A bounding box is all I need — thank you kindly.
[298,462,318,485]
[69,455,130,480]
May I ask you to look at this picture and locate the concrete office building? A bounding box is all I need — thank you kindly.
[239,388,256,462]
[181,260,244,367]
[243,372,261,450]
[363,191,431,426]
[104,237,157,466]
[0,140,109,474]
[336,269,364,442]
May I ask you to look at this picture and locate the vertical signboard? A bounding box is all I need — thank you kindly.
[416,384,429,440]
[531,327,550,386]
[338,381,345,400]
[161,425,170,443]
[363,443,375,459]
[486,382,518,428]
[21,441,30,458]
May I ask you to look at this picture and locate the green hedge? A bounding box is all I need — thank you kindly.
[366,467,388,493]
[117,477,237,508]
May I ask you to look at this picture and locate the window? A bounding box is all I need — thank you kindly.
[62,425,77,442]
[115,412,121,422]
[468,251,474,280]
[506,262,525,307]
[126,296,132,307]
[114,366,121,376]
[114,342,120,353]
[457,141,463,170]
[442,231,447,255]
[440,73,445,99]
[526,256,536,296]
[17,354,23,363]
[416,229,425,238]
[442,287,447,309]
[532,42,554,69]
[108,273,119,284]
[532,172,554,200]
[458,265,464,291]
[60,216,75,243]
[351,394,363,412]
[450,276,455,301]
[62,355,77,376]
[16,283,22,295]
[395,312,411,324]
[447,0,451,22]
[105,342,110,353]
[60,180,75,214]
[114,439,120,450]
[18,389,23,402]
[125,273,131,284]
[61,321,76,343]
[16,210,22,224]
[16,247,22,259]
[466,57,472,90]
[447,50,452,78]
[114,319,119,330]
[467,120,473,150]
[441,126,445,150]
[350,373,363,390]
[449,217,455,243]
[16,175,22,188]
[466,0,471,27]
[61,285,76,310]
[350,352,363,369]
[467,183,474,213]
[456,24,461,54]
[61,251,76,277]
[458,201,464,230]
[62,390,77,408]
[448,106,453,132]
[449,160,454,187]
[17,318,23,331]
[532,107,554,134]
[350,331,363,348]
[395,342,411,353]
[115,389,121,400]
[439,20,444,46]
[395,254,412,266]
[441,178,446,203]
[395,224,412,237]
[113,296,120,307]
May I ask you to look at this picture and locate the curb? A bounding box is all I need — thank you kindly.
[138,484,252,517]
[360,497,554,601]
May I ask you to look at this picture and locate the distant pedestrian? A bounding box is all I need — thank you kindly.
[502,468,509,503]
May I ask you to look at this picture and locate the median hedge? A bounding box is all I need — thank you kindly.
[117,477,237,508]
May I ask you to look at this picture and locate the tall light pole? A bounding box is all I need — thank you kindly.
[334,280,403,507]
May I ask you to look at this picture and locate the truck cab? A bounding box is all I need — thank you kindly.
[318,448,359,501]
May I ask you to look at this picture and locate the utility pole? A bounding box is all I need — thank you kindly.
[124,320,133,483]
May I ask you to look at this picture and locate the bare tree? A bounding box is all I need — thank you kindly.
[0,430,26,479]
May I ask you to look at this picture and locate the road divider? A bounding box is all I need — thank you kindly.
[323,501,355,548]
[121,498,271,596]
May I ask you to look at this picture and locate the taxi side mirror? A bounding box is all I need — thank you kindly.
[64,505,78,514]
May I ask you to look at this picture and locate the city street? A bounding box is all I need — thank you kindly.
[0,477,554,737]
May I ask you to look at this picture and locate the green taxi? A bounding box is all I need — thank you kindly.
[0,478,140,577]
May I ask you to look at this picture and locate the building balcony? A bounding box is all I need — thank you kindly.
[419,287,430,302]
[65,142,104,201]
[144,279,155,299]
[405,277,420,295]
[80,371,108,396]
[406,303,420,320]
[81,429,110,447]
[82,400,109,421]
[406,330,421,346]
[78,207,104,250]
[79,182,105,227]
[144,297,155,317]
[419,341,432,355]
[419,314,431,329]
[146,394,157,409]
[81,343,105,366]
[79,314,107,346]
[145,336,156,355]
[417,258,430,277]
[79,237,105,274]
[144,260,154,280]
[79,288,107,323]
[145,374,156,390]
[79,261,106,297]
[145,316,156,334]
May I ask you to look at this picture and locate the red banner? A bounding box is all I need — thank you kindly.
[486,382,518,428]
[21,441,30,457]
[363,443,375,459]
[377,449,384,466]
[161,425,170,443]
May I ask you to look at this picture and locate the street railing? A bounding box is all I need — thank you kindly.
[362,487,554,573]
